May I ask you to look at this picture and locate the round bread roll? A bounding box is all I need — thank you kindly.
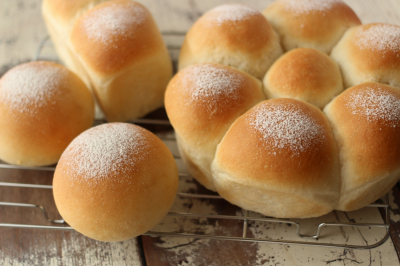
[165,63,265,191]
[0,61,94,166]
[263,48,343,109]
[211,98,340,218]
[178,4,283,80]
[69,0,173,122]
[331,23,400,89]
[263,0,361,54]
[323,82,400,211]
[53,123,179,242]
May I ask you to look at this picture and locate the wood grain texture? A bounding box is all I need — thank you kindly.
[140,170,400,266]
[1,0,400,265]
[389,185,400,259]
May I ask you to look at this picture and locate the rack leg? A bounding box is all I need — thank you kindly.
[242,209,249,238]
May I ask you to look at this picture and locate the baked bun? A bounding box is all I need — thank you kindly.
[331,23,400,89]
[323,82,400,211]
[42,0,110,87]
[69,0,172,122]
[53,123,179,242]
[263,0,361,54]
[211,98,340,218]
[165,63,265,191]
[263,48,343,109]
[0,61,94,166]
[178,4,283,80]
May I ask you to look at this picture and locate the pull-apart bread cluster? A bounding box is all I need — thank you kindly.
[168,0,400,218]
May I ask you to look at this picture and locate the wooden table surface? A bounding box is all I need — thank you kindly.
[1,0,400,265]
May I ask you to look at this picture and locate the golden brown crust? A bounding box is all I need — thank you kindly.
[0,61,94,166]
[212,98,340,218]
[331,23,400,89]
[263,0,361,53]
[53,123,179,242]
[263,48,343,108]
[166,63,265,145]
[323,82,400,211]
[215,98,339,188]
[178,4,283,79]
[70,0,166,75]
[42,0,110,90]
[66,0,172,122]
[165,63,265,190]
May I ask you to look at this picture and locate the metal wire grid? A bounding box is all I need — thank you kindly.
[0,34,392,249]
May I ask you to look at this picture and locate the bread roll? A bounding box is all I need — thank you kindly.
[331,23,400,89]
[0,61,94,166]
[212,98,340,218]
[53,123,179,242]
[263,0,361,54]
[69,0,172,122]
[323,82,400,211]
[178,4,283,80]
[263,48,343,109]
[42,0,110,87]
[165,63,265,191]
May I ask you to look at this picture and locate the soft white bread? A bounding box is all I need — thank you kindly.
[178,4,283,80]
[323,82,400,211]
[263,0,361,54]
[263,48,343,109]
[68,0,172,122]
[165,63,265,191]
[211,98,340,218]
[0,61,94,166]
[331,23,400,89]
[42,0,110,87]
[53,123,179,242]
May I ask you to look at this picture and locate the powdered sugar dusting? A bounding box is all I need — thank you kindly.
[61,123,148,184]
[283,0,341,14]
[82,3,146,45]
[183,64,244,104]
[346,87,400,126]
[356,24,400,52]
[0,62,63,114]
[249,103,325,155]
[209,4,258,25]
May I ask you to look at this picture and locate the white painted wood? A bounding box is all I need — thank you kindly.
[1,0,400,265]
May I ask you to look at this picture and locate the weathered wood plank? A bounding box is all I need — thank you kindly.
[1,0,400,265]
[140,169,400,265]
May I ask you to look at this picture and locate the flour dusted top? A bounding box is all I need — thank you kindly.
[345,86,400,126]
[208,4,259,25]
[82,2,146,45]
[61,123,148,184]
[0,61,64,114]
[249,102,325,155]
[283,0,342,14]
[183,64,245,105]
[356,24,400,52]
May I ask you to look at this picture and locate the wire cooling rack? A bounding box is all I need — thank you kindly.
[0,34,392,249]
